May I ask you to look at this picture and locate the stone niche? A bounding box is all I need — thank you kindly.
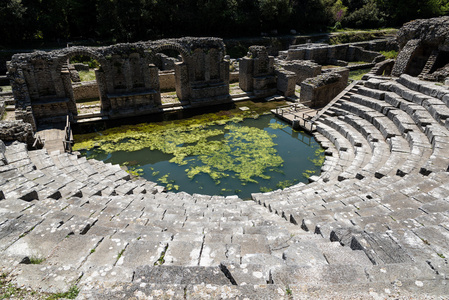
[187,43,231,106]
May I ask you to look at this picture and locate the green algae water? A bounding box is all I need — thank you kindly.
[74,110,324,199]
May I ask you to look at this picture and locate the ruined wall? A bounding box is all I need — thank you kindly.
[159,72,175,91]
[276,69,296,97]
[370,59,395,76]
[282,42,385,65]
[300,68,349,107]
[72,81,100,101]
[239,46,277,98]
[8,37,231,124]
[0,120,34,147]
[277,60,321,84]
[393,17,449,78]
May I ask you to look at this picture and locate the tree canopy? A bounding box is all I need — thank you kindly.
[0,0,448,46]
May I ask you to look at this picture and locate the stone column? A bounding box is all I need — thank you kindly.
[143,52,153,90]
[149,64,161,105]
[96,69,110,111]
[52,58,66,98]
[61,70,77,115]
[239,57,254,91]
[175,62,189,101]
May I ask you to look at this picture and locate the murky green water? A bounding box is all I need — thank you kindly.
[75,112,323,199]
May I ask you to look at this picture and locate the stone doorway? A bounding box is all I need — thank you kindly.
[154,48,186,107]
[67,54,102,116]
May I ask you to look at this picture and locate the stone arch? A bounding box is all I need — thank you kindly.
[55,47,108,116]
[150,42,191,101]
[151,42,190,63]
[55,47,107,73]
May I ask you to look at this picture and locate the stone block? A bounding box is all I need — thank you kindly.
[134,265,230,285]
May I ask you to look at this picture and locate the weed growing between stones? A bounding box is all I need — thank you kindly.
[29,256,45,264]
[0,273,79,300]
[116,248,126,262]
[155,245,168,265]
[46,285,79,300]
[349,68,371,81]
[380,50,398,59]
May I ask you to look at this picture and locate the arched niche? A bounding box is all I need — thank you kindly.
[56,48,108,114]
[151,43,190,102]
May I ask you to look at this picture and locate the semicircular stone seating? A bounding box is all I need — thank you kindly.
[1,73,449,298]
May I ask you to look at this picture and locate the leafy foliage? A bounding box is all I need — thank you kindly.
[3,0,448,46]
[380,50,398,59]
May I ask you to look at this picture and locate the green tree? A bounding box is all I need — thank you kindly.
[0,0,27,44]
[259,0,293,32]
[376,0,448,26]
[344,0,386,28]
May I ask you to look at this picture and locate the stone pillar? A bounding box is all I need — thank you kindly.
[52,58,66,98]
[61,70,77,115]
[103,60,115,94]
[149,64,161,105]
[239,57,254,91]
[149,64,160,91]
[143,52,153,90]
[175,62,189,101]
[220,60,230,85]
[239,46,276,98]
[96,69,110,111]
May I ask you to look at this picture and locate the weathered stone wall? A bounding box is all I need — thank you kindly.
[0,120,34,147]
[72,81,100,101]
[239,46,277,98]
[370,59,395,76]
[32,102,70,120]
[396,16,449,50]
[8,37,231,124]
[276,69,296,97]
[392,39,421,77]
[277,60,321,84]
[109,91,161,112]
[159,72,175,91]
[393,17,449,78]
[230,71,239,83]
[300,68,349,107]
[283,42,384,65]
[350,39,398,52]
[349,46,383,63]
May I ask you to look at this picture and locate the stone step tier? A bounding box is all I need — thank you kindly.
[1,73,449,298]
